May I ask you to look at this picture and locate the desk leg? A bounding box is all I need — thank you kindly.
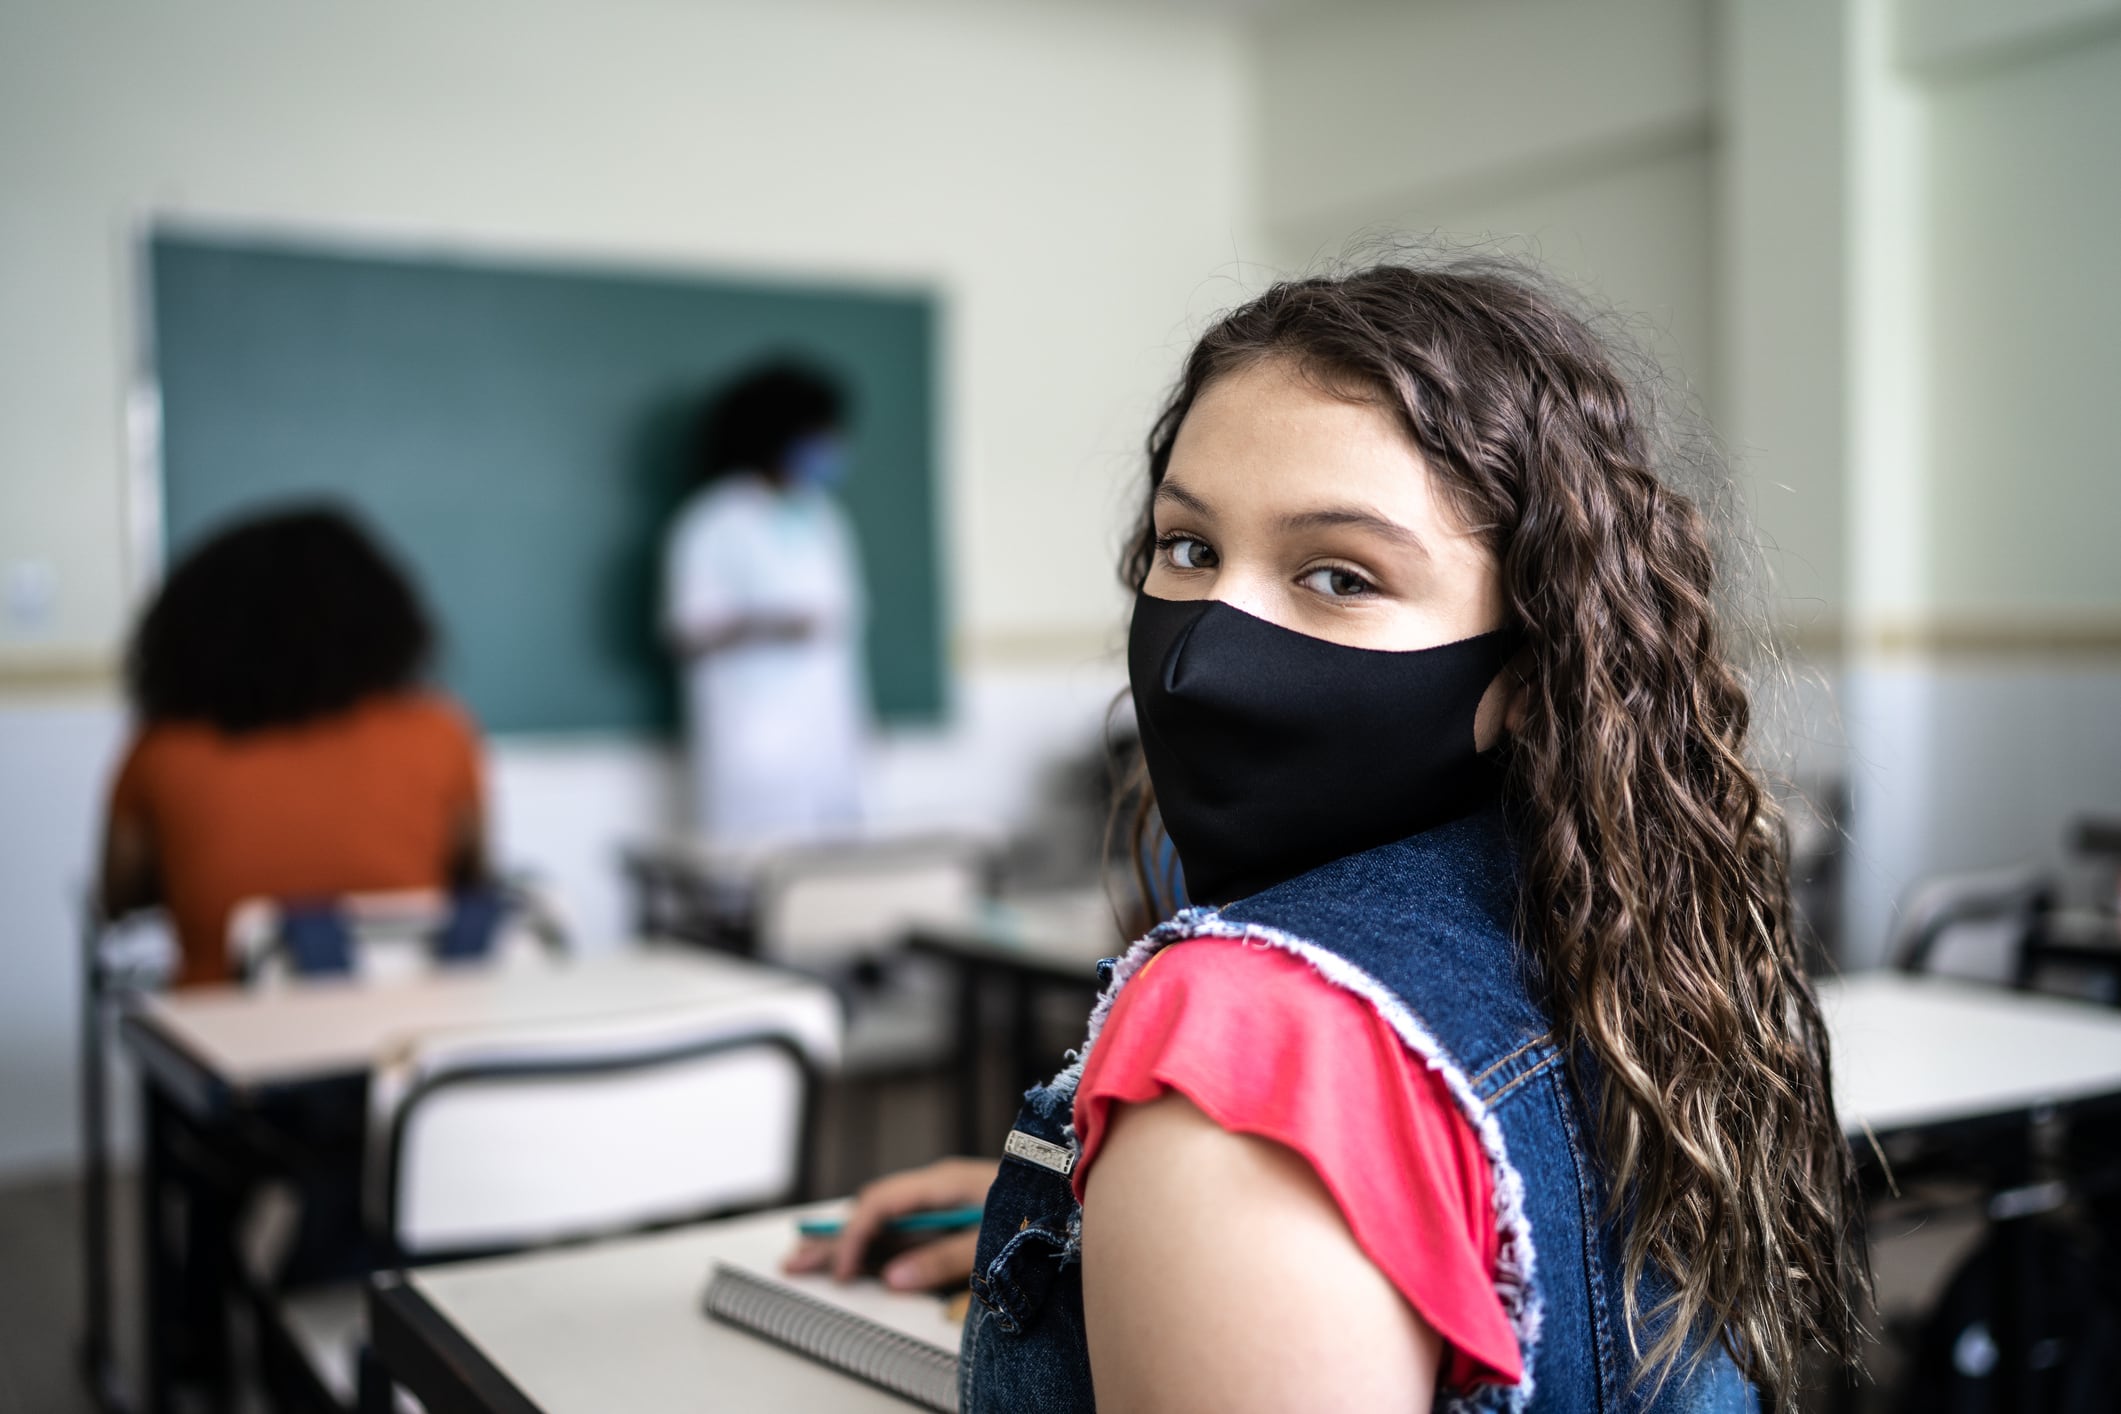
[953,961,985,1156]
[1989,1116,2045,1414]
[138,1084,173,1414]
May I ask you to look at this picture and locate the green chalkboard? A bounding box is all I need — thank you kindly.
[151,232,944,734]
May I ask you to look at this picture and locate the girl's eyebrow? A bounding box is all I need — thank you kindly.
[1278,505,1429,557]
[1156,481,1429,558]
[1152,480,1214,518]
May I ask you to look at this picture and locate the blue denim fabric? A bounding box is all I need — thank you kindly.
[961,802,1756,1413]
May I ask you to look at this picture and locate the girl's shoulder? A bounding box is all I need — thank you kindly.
[1072,936,1522,1389]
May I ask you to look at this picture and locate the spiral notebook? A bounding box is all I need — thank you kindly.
[702,1259,963,1412]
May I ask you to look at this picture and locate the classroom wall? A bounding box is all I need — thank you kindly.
[0,702,131,1177]
[1254,0,1719,415]
[1922,25,2121,620]
[1717,0,1848,632]
[0,0,1246,1176]
[1835,0,2121,962]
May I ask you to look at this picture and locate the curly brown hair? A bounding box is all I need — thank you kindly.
[130,505,435,735]
[1112,261,1866,1406]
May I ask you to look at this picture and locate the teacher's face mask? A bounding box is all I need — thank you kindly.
[783,433,849,491]
[1128,591,1518,904]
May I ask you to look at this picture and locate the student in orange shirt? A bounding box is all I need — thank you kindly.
[100,505,488,1395]
[101,505,486,986]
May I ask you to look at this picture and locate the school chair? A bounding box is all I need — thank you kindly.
[253,987,841,1414]
[1781,776,1847,969]
[228,876,571,987]
[754,832,991,953]
[225,881,579,1296]
[750,835,998,1171]
[76,899,180,1412]
[74,879,573,1410]
[620,836,755,950]
[2015,818,2121,1007]
[2072,815,2121,894]
[1891,864,2054,985]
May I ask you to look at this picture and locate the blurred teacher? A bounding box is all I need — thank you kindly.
[664,363,868,840]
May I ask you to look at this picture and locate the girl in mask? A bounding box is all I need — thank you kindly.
[792,262,1865,1412]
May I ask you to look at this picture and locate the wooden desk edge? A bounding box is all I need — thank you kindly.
[371,1271,547,1414]
[117,1007,230,1119]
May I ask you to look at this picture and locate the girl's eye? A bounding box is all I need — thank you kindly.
[1160,535,1217,571]
[1300,566,1375,600]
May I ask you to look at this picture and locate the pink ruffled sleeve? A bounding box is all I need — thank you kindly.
[1072,938,1521,1389]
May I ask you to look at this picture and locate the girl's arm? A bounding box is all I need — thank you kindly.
[1081,1091,1441,1412]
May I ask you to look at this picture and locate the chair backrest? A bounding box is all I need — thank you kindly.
[752,834,994,967]
[367,984,840,1262]
[232,879,566,988]
[2070,816,2121,912]
[1891,864,2052,983]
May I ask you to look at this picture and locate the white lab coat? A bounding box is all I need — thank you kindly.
[663,474,867,840]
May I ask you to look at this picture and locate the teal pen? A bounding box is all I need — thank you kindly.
[796,1205,986,1238]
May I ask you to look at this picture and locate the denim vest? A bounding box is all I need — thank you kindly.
[960,803,1756,1414]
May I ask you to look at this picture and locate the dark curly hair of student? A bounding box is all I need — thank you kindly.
[128,505,435,735]
[698,361,846,484]
[1112,261,1867,1407]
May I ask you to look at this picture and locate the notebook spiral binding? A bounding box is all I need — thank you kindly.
[703,1262,959,1412]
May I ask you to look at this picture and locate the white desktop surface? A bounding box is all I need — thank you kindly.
[1822,970,2121,1135]
[406,1206,920,1413]
[130,948,828,1092]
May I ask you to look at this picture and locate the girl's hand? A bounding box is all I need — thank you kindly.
[782,1157,1001,1290]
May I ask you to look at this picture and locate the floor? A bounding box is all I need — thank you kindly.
[0,1169,126,1414]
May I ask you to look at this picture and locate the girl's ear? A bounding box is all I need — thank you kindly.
[1474,646,1533,752]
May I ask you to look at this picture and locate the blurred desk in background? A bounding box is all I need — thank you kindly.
[908,890,1122,1153]
[370,1204,913,1414]
[122,949,828,1115]
[117,948,837,1414]
[1821,970,2121,1139]
[1820,971,2121,1414]
[620,830,1002,959]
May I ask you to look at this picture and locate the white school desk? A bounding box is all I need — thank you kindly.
[1821,970,2121,1136]
[371,1206,919,1414]
[119,947,833,1118]
[116,947,839,1414]
[367,971,2121,1414]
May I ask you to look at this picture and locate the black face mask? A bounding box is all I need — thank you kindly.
[1128,591,1519,905]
